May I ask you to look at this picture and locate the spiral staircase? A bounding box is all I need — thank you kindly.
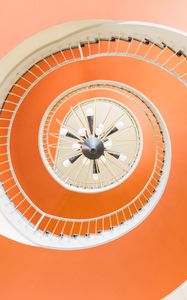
[1,20,187,250]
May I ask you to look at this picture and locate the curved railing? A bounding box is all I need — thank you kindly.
[0,22,173,248]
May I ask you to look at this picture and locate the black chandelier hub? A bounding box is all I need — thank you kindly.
[82,137,104,159]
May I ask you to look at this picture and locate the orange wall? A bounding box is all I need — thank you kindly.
[1,0,187,58]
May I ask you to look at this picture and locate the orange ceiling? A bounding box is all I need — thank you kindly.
[0,2,187,300]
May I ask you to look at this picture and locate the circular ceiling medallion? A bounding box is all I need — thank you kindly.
[39,96,142,193]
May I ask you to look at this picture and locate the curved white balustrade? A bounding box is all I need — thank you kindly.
[1,20,184,249]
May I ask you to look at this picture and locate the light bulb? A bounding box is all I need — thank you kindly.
[95,127,103,136]
[115,121,124,130]
[63,159,71,168]
[93,174,99,181]
[104,139,112,149]
[78,128,86,136]
[72,143,81,150]
[119,154,127,162]
[60,127,68,136]
[86,107,93,116]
